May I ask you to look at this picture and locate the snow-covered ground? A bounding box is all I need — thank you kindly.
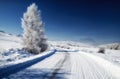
[0,32,21,50]
[0,31,120,79]
[0,49,35,68]
[48,40,120,66]
[5,51,120,79]
[0,32,33,67]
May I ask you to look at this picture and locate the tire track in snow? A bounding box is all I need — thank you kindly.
[3,50,120,79]
[43,52,71,79]
[5,52,71,79]
[70,52,119,79]
[81,54,112,79]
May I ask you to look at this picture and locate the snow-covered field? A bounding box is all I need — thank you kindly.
[0,32,21,50]
[4,51,120,79]
[0,32,34,67]
[0,31,120,79]
[48,40,120,66]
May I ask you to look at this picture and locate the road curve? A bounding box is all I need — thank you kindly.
[0,50,56,79]
[3,51,120,79]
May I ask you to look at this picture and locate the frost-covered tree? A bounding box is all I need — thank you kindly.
[21,3,48,54]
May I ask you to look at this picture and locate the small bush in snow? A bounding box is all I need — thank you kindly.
[21,3,48,54]
[98,47,105,53]
[114,45,119,50]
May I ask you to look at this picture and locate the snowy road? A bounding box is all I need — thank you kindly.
[4,51,120,79]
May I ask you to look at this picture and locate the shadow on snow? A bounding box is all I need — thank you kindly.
[5,68,70,79]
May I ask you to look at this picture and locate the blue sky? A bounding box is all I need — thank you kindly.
[0,0,120,44]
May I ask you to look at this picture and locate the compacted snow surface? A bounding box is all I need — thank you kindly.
[4,51,120,79]
[0,32,120,79]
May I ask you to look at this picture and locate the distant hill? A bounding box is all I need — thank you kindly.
[0,30,5,33]
[0,30,22,37]
[0,30,10,36]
